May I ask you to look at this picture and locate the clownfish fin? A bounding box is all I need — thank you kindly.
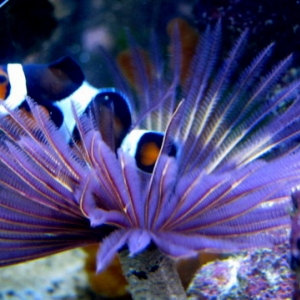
[23,56,85,102]
[18,100,64,128]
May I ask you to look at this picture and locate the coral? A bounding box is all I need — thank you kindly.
[187,244,296,299]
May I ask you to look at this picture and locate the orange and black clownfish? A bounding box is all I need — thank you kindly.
[0,56,99,137]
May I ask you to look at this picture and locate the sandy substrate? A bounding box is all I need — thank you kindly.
[0,249,95,300]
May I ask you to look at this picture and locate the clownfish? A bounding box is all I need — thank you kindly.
[0,56,99,136]
[0,56,176,173]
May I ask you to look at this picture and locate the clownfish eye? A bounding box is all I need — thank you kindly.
[121,130,177,173]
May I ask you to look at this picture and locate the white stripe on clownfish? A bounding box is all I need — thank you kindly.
[121,129,150,157]
[0,63,27,114]
[52,81,99,139]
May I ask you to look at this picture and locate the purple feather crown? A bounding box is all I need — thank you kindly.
[0,19,300,272]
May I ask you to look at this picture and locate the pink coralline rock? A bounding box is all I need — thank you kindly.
[187,244,296,300]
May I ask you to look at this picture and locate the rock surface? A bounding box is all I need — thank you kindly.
[0,249,94,300]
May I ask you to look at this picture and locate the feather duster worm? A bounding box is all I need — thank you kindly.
[0,19,300,298]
